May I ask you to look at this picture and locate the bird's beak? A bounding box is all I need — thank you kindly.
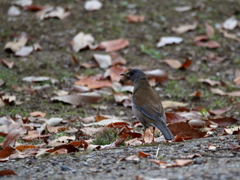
[120,72,129,77]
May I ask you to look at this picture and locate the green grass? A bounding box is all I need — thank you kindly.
[140,44,161,59]
[93,127,119,145]
[0,136,4,143]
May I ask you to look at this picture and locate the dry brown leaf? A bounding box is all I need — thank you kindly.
[15,145,36,152]
[188,119,206,128]
[0,59,14,69]
[168,122,206,139]
[29,111,46,117]
[114,92,130,104]
[175,159,193,167]
[51,92,102,106]
[194,35,208,42]
[144,69,168,84]
[47,144,79,153]
[163,59,182,69]
[143,128,153,144]
[0,146,17,162]
[224,126,240,135]
[209,117,238,127]
[0,169,17,176]
[24,4,45,11]
[233,76,240,85]
[195,40,220,48]
[210,88,226,95]
[15,46,33,57]
[205,22,215,37]
[110,66,127,82]
[220,29,240,41]
[110,53,127,65]
[3,127,28,148]
[138,151,151,158]
[98,38,129,52]
[125,155,140,161]
[189,91,201,97]
[172,21,198,34]
[166,113,187,123]
[75,77,112,89]
[206,53,226,64]
[125,138,142,146]
[208,106,232,115]
[71,32,95,52]
[198,78,220,86]
[126,15,145,22]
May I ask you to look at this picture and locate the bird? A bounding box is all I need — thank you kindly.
[121,69,174,141]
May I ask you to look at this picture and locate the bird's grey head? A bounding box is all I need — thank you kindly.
[121,69,146,83]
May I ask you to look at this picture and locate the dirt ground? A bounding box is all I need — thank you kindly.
[0,0,240,179]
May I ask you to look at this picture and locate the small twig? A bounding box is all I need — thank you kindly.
[155,144,160,158]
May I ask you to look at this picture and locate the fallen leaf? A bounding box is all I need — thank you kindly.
[71,32,95,52]
[208,106,232,115]
[126,15,145,22]
[175,159,193,167]
[75,77,112,89]
[144,69,168,84]
[97,38,129,52]
[0,169,17,176]
[162,101,188,108]
[69,140,88,150]
[82,117,127,127]
[3,127,27,148]
[109,66,127,82]
[210,88,226,95]
[138,151,151,158]
[47,144,79,153]
[0,146,17,162]
[125,138,142,146]
[163,59,182,69]
[224,126,240,135]
[8,6,21,16]
[189,91,201,97]
[208,143,217,150]
[4,32,28,53]
[195,40,220,48]
[143,128,153,144]
[157,37,183,47]
[110,53,127,65]
[168,122,206,139]
[181,153,201,159]
[22,76,58,83]
[125,155,140,161]
[209,117,238,127]
[114,92,130,104]
[206,53,226,64]
[194,35,208,42]
[29,111,46,117]
[188,119,206,128]
[198,78,220,86]
[172,21,198,34]
[15,46,33,57]
[233,76,240,85]
[84,0,102,11]
[15,145,36,152]
[205,22,215,37]
[0,59,14,69]
[166,113,187,123]
[51,92,102,106]
[24,4,45,11]
[181,57,191,69]
[223,16,238,30]
[36,6,70,20]
[93,54,112,68]
[174,6,192,12]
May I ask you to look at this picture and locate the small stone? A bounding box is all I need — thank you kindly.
[183,149,188,153]
[61,166,70,171]
[194,158,203,164]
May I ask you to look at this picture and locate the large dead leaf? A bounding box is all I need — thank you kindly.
[109,66,127,82]
[144,69,168,84]
[163,59,182,69]
[166,113,187,123]
[97,38,129,52]
[71,32,95,52]
[0,169,17,176]
[0,59,14,69]
[208,106,232,115]
[162,100,188,108]
[15,46,33,57]
[15,145,36,152]
[175,159,193,167]
[138,151,151,158]
[110,53,127,65]
[222,16,238,30]
[4,32,28,53]
[209,117,238,127]
[143,128,153,144]
[210,88,240,97]
[125,138,142,146]
[3,127,27,148]
[172,21,198,34]
[75,77,112,89]
[51,92,102,106]
[157,37,183,47]
[195,40,220,48]
[93,54,112,68]
[36,6,70,20]
[126,15,145,22]
[168,122,206,139]
[0,146,17,162]
[82,116,127,127]
[47,144,79,153]
[84,0,102,11]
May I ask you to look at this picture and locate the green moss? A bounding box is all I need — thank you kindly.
[0,136,4,143]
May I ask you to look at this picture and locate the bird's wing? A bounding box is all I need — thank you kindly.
[132,87,166,122]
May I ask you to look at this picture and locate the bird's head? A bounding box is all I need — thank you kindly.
[121,69,147,84]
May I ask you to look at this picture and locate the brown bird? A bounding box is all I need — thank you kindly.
[121,69,174,140]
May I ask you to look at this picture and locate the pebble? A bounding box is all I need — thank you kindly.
[61,166,70,171]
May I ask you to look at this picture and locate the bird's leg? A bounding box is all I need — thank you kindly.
[152,126,155,143]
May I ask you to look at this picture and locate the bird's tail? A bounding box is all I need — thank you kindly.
[153,122,174,140]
